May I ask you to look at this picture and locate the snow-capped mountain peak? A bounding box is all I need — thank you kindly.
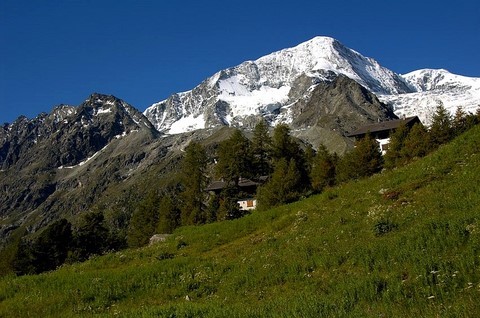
[401,69,479,92]
[144,36,480,133]
[145,36,412,134]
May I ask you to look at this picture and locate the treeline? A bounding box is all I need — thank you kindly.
[12,105,480,275]
[14,212,123,275]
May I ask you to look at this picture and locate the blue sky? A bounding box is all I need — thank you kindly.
[1,0,479,124]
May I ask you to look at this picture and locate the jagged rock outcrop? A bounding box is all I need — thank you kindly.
[0,94,162,235]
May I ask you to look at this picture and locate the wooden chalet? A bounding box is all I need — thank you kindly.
[347,116,422,154]
[205,177,267,211]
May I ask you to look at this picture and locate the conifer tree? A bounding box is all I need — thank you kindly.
[180,142,208,225]
[13,239,36,275]
[217,186,243,220]
[384,123,410,169]
[216,129,253,184]
[310,144,336,193]
[402,123,430,160]
[357,133,383,177]
[156,196,180,234]
[251,119,272,177]
[205,193,220,223]
[127,192,159,247]
[72,211,110,260]
[429,103,453,147]
[271,124,310,189]
[336,133,383,182]
[272,124,300,161]
[452,106,471,136]
[14,219,73,275]
[257,158,302,210]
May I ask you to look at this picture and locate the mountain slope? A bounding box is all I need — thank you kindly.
[1,124,479,317]
[0,94,167,242]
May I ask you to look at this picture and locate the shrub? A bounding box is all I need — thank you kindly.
[373,219,398,236]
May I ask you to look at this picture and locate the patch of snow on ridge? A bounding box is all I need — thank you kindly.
[57,143,110,170]
[95,107,112,115]
[218,74,291,117]
[167,114,205,134]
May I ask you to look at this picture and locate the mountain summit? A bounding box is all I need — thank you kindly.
[145,36,480,132]
[144,36,409,134]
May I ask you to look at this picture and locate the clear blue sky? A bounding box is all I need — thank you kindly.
[1,0,479,124]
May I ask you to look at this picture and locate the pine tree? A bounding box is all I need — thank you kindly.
[429,103,453,147]
[156,196,180,234]
[310,144,336,193]
[216,129,253,185]
[251,119,272,177]
[180,142,208,225]
[402,123,430,160]
[384,123,410,169]
[257,158,302,210]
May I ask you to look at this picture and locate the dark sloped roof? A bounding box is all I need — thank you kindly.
[205,177,267,192]
[205,180,228,191]
[347,116,421,137]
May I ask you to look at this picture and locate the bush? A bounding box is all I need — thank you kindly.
[373,219,398,236]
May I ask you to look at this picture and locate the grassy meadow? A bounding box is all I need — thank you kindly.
[1,126,480,317]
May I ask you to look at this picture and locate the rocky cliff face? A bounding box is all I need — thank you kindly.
[0,94,164,241]
[1,93,157,171]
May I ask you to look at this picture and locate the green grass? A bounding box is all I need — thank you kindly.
[1,126,480,317]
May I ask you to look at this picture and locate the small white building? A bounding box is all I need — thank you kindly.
[237,198,257,211]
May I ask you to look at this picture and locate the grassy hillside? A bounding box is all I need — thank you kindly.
[1,126,480,317]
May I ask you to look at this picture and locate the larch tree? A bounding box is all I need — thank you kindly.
[384,123,410,169]
[336,133,383,183]
[429,103,453,147]
[251,119,272,177]
[180,141,208,225]
[216,129,253,184]
[402,123,430,160]
[310,144,336,193]
[256,158,302,211]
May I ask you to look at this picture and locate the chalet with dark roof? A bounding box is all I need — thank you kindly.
[205,177,268,211]
[347,116,422,154]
